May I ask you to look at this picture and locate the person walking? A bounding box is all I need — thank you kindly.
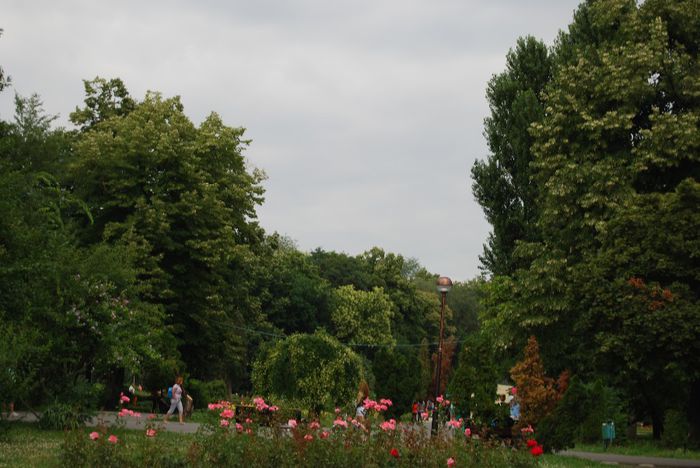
[164,376,184,424]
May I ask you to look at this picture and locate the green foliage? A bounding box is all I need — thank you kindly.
[258,242,332,334]
[447,334,500,424]
[252,331,364,412]
[68,84,266,384]
[187,379,228,409]
[331,285,395,348]
[663,410,690,449]
[372,347,422,416]
[474,0,700,439]
[471,36,551,276]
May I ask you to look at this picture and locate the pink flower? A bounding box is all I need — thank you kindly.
[133,412,141,418]
[465,428,471,437]
[89,431,100,441]
[236,423,243,432]
[421,411,429,420]
[288,419,298,428]
[379,398,393,407]
[436,396,444,404]
[220,419,230,427]
[220,409,234,419]
[379,404,388,411]
[320,431,330,439]
[447,457,456,467]
[521,424,534,434]
[108,435,118,444]
[335,407,341,414]
[245,418,253,424]
[246,428,253,435]
[309,421,321,430]
[447,419,462,429]
[146,429,157,437]
[269,405,279,412]
[380,419,397,431]
[304,434,313,441]
[333,418,348,428]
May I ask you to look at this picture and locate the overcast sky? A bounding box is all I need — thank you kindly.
[2,0,581,280]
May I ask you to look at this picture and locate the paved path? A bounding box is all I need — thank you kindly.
[9,411,202,434]
[561,450,700,467]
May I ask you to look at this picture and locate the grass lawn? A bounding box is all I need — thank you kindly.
[0,422,194,467]
[573,440,700,460]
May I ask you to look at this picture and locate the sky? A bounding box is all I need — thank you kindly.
[1,0,582,281]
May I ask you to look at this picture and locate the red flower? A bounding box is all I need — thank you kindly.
[390,448,400,458]
[530,445,544,457]
[526,439,538,448]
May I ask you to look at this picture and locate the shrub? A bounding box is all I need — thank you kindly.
[252,331,363,413]
[187,379,228,409]
[39,402,93,430]
[663,409,689,449]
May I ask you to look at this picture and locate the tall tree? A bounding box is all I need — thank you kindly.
[471,36,552,276]
[67,84,267,386]
[480,0,700,438]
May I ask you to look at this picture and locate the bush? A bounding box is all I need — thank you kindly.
[187,379,228,409]
[39,402,93,430]
[663,409,690,449]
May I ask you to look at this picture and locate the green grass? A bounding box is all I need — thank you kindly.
[540,454,606,467]
[573,439,700,460]
[0,422,195,467]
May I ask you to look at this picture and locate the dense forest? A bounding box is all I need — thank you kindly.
[1,0,698,450]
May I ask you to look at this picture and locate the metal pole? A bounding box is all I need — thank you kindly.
[431,290,446,436]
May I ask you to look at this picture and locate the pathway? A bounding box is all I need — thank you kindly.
[560,450,700,467]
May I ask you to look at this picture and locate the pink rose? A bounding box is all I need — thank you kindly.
[89,431,99,441]
[220,419,230,427]
[220,409,234,419]
[146,429,157,437]
[333,419,348,428]
[236,423,243,432]
[447,457,456,467]
[287,419,297,428]
[436,396,444,404]
[309,421,321,430]
[465,428,471,437]
[320,431,330,439]
[108,435,118,444]
[245,418,252,424]
[304,434,313,441]
[334,407,341,414]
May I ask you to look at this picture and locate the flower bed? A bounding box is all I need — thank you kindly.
[60,396,541,467]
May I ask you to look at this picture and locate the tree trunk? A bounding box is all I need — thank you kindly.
[652,409,663,440]
[688,379,700,443]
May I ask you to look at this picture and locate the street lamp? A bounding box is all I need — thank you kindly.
[432,276,452,435]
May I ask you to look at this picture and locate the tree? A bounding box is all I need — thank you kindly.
[67,84,267,386]
[251,331,363,412]
[477,0,700,439]
[509,336,561,428]
[69,77,136,131]
[471,36,552,276]
[257,240,332,334]
[330,285,395,349]
[0,95,173,408]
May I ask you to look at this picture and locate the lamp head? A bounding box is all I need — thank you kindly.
[436,276,452,293]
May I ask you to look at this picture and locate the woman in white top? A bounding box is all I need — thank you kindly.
[164,376,184,424]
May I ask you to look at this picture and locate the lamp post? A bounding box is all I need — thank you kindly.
[431,276,452,436]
